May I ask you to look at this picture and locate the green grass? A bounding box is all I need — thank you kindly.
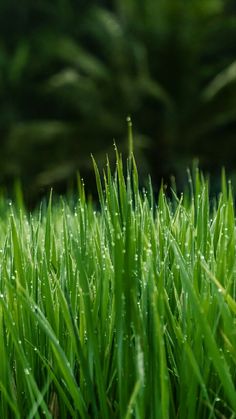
[0,152,236,418]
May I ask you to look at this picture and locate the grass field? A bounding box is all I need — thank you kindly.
[0,150,236,418]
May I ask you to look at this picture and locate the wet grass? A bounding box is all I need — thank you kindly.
[0,152,236,418]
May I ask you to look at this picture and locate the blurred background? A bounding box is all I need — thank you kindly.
[1,0,236,204]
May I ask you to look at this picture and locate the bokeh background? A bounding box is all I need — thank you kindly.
[1,0,236,204]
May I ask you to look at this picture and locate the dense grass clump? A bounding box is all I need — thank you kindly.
[0,153,236,418]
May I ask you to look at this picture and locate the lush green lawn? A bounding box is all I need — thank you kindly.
[0,152,236,418]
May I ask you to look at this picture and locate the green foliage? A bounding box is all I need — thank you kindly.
[0,153,236,417]
[0,0,236,197]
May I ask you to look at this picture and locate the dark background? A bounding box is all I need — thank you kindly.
[1,0,236,204]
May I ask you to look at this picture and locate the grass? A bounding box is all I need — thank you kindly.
[0,150,236,418]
